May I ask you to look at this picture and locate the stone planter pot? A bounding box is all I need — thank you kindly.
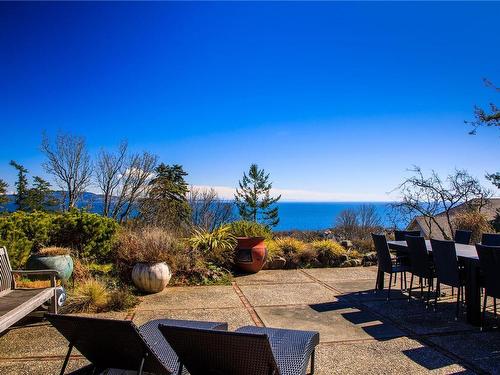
[132,262,171,294]
[234,237,267,273]
[26,254,73,281]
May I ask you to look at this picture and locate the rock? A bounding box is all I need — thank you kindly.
[340,240,353,249]
[362,252,378,266]
[263,256,286,270]
[341,258,362,267]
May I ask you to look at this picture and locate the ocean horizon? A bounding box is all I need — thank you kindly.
[272,201,399,231]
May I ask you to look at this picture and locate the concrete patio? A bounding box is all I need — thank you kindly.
[1,266,499,374]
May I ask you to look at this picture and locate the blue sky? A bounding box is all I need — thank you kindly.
[0,2,499,201]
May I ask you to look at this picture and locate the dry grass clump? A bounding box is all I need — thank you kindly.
[116,226,187,270]
[453,211,494,244]
[14,277,60,288]
[64,278,139,313]
[64,278,109,313]
[38,246,71,256]
[273,237,307,256]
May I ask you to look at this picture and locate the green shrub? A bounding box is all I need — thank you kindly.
[228,220,272,239]
[0,210,119,268]
[189,226,236,269]
[51,210,119,261]
[351,238,375,254]
[312,240,348,266]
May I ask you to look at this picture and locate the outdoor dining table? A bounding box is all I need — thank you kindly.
[385,240,481,326]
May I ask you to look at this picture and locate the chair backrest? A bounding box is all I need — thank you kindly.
[371,233,393,273]
[0,247,13,294]
[159,325,279,375]
[454,230,472,245]
[430,239,460,287]
[46,314,169,375]
[481,233,500,246]
[476,244,500,298]
[406,235,432,278]
[395,230,421,241]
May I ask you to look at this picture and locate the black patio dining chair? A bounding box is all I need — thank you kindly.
[430,239,466,319]
[475,244,500,329]
[372,233,409,300]
[454,229,472,245]
[406,235,435,308]
[481,233,500,246]
[392,230,421,277]
[46,313,228,375]
[159,324,320,375]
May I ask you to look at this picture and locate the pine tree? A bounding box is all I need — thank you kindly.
[9,160,29,211]
[26,176,58,211]
[234,164,281,228]
[0,179,8,211]
[140,163,191,229]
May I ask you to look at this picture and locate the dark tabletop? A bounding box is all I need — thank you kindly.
[388,240,478,260]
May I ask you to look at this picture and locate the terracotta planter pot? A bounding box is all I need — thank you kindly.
[234,237,267,273]
[132,262,171,294]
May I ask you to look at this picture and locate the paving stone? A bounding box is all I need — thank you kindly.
[428,331,500,375]
[239,282,337,307]
[234,269,313,285]
[136,285,242,310]
[132,307,254,330]
[0,358,89,375]
[255,303,404,343]
[363,298,475,335]
[0,322,75,358]
[315,338,471,374]
[302,266,379,282]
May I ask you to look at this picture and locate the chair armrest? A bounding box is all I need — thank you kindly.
[12,269,59,277]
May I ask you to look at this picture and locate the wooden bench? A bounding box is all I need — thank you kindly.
[0,246,58,333]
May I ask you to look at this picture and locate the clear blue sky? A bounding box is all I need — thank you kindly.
[1,2,499,201]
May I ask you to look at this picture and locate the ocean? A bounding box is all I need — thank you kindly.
[273,202,398,231]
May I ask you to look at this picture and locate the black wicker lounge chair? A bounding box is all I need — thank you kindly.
[46,313,228,375]
[159,324,320,375]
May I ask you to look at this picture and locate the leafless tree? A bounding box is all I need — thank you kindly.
[94,141,158,222]
[41,133,93,209]
[188,187,235,231]
[391,167,491,239]
[335,208,358,239]
[112,152,158,223]
[95,141,128,217]
[358,204,382,235]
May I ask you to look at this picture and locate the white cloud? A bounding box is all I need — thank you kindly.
[191,185,391,202]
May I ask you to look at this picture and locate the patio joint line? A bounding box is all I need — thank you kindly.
[232,281,265,327]
[299,269,486,374]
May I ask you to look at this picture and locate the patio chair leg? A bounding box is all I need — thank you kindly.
[426,279,431,309]
[494,298,497,318]
[451,286,454,296]
[434,282,440,311]
[481,292,488,331]
[310,349,315,374]
[455,284,461,321]
[408,274,413,302]
[404,271,407,290]
[60,343,73,375]
[138,355,146,375]
[420,279,423,299]
[387,273,392,301]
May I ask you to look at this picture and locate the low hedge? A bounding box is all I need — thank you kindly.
[0,210,119,268]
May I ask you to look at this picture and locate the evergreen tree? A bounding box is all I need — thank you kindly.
[26,176,58,211]
[0,179,8,211]
[9,160,29,211]
[140,163,191,230]
[235,164,281,228]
